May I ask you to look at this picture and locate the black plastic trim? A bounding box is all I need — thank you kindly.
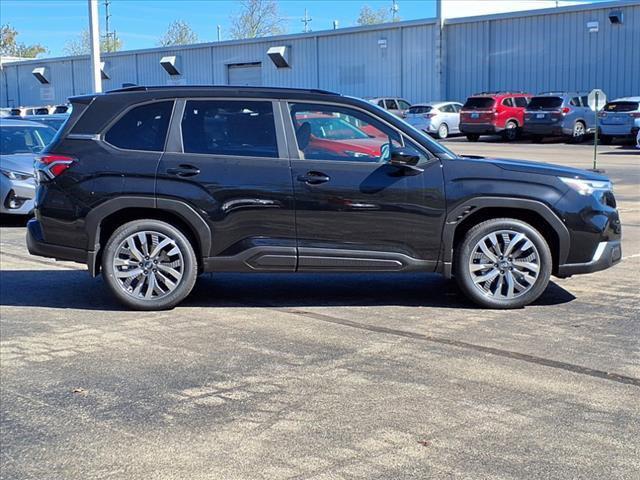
[27,218,89,265]
[557,240,621,277]
[297,247,436,272]
[439,197,571,278]
[203,246,297,272]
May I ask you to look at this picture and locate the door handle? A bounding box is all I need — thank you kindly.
[166,164,200,177]
[297,171,330,185]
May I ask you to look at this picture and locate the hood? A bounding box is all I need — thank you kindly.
[0,153,38,175]
[461,155,609,181]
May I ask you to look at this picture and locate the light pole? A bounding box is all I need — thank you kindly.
[88,0,102,93]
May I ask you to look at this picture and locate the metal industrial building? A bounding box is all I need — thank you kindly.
[1,0,638,108]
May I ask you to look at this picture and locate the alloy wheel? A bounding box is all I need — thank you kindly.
[468,230,540,299]
[112,230,184,300]
[573,122,585,139]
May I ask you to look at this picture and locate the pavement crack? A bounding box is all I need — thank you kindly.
[268,307,640,388]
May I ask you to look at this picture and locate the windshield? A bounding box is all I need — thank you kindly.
[408,106,433,114]
[0,125,56,154]
[527,97,563,110]
[604,101,639,112]
[35,117,67,131]
[298,115,370,140]
[463,98,495,110]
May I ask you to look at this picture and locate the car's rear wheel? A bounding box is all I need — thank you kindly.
[454,218,552,309]
[102,219,198,310]
[466,134,480,142]
[570,121,586,143]
[502,121,519,141]
[437,123,449,139]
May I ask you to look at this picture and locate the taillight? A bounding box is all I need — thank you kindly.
[630,112,640,118]
[561,107,571,114]
[424,113,437,118]
[36,154,75,179]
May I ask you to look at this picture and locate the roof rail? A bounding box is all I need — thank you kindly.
[472,90,529,96]
[105,85,340,95]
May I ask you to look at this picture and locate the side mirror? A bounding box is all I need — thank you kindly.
[389,147,420,167]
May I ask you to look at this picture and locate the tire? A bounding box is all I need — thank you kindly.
[102,219,198,310]
[570,121,586,143]
[437,123,449,139]
[454,218,552,309]
[600,134,612,145]
[466,134,480,142]
[502,121,519,142]
[531,134,544,143]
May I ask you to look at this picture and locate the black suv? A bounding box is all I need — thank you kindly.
[27,86,621,310]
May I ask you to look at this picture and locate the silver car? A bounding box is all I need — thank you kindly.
[367,97,412,118]
[404,102,463,139]
[0,119,56,215]
[599,97,640,145]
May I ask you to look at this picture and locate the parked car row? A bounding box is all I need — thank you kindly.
[4,104,70,117]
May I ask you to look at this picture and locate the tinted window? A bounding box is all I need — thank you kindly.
[289,103,404,163]
[604,101,639,112]
[384,99,399,110]
[106,101,174,151]
[181,100,278,158]
[570,97,580,107]
[0,125,56,154]
[398,99,411,110]
[441,104,455,113]
[463,98,495,109]
[527,97,563,110]
[377,100,385,108]
[502,97,514,107]
[581,96,589,107]
[514,97,529,108]
[452,103,462,112]
[408,105,433,114]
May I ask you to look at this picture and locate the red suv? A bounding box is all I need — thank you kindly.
[460,92,532,142]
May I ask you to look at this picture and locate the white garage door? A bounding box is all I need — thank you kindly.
[228,63,262,86]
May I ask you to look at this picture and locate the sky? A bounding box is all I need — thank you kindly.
[2,0,604,58]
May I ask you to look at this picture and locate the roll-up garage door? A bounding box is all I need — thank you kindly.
[228,63,262,86]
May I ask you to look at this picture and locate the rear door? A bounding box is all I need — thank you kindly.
[284,101,446,271]
[156,98,296,270]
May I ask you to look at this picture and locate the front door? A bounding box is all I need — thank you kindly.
[156,98,296,271]
[285,101,446,272]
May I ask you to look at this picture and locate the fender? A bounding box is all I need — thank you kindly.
[84,195,212,275]
[438,197,570,278]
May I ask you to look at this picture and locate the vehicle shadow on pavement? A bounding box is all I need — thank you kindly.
[0,270,576,311]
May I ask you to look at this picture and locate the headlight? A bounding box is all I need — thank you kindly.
[559,177,612,196]
[0,169,34,181]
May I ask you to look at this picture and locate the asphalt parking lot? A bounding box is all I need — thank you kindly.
[1,140,638,479]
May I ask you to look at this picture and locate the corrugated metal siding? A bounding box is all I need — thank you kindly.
[1,2,638,107]
[446,2,640,101]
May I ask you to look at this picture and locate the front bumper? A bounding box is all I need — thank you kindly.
[556,240,622,277]
[26,218,96,272]
[0,176,35,215]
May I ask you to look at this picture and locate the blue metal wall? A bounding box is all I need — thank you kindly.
[1,1,638,108]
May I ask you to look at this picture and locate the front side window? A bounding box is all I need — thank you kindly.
[290,102,417,163]
[105,101,174,151]
[398,99,411,110]
[385,99,399,110]
[181,100,278,158]
[502,97,514,107]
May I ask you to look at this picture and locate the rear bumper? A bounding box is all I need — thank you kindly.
[556,240,622,277]
[26,218,96,272]
[523,124,565,136]
[600,124,638,137]
[460,123,499,135]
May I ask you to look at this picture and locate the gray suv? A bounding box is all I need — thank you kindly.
[523,92,595,143]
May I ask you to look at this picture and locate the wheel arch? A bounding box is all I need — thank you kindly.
[439,197,570,278]
[84,196,211,276]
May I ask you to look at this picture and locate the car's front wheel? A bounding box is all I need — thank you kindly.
[454,218,552,309]
[437,123,449,139]
[466,134,480,142]
[570,121,587,143]
[102,219,198,310]
[502,121,519,141]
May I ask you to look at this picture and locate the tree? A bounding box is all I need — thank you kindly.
[63,30,122,56]
[158,20,199,46]
[0,24,47,58]
[229,0,286,40]
[357,5,398,25]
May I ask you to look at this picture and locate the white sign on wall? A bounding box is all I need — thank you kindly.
[40,85,54,101]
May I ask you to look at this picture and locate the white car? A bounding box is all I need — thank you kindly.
[367,97,412,118]
[404,101,463,139]
[636,128,640,149]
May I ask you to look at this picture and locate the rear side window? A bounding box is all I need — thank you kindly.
[384,99,399,110]
[181,100,278,158]
[570,97,581,107]
[604,101,639,112]
[527,97,563,110]
[502,97,514,107]
[105,101,174,151]
[463,98,495,109]
[514,97,529,108]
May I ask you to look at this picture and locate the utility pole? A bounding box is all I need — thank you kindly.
[217,24,222,42]
[301,9,312,33]
[332,20,339,30]
[102,0,117,52]
[88,0,102,93]
[391,0,399,22]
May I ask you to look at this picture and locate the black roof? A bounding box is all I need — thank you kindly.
[105,85,340,96]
